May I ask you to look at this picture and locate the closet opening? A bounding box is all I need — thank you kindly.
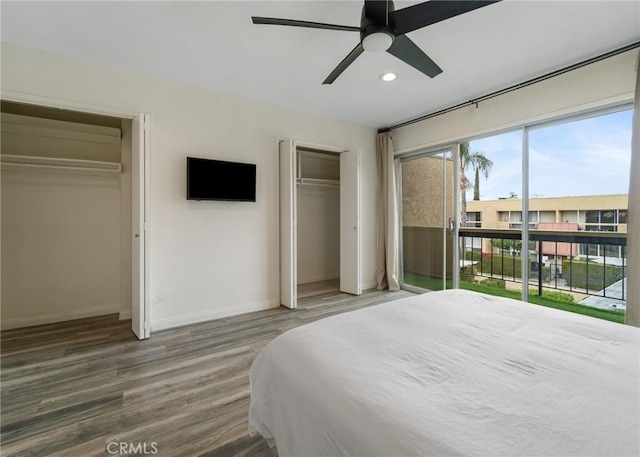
[296,148,341,300]
[279,139,361,309]
[0,100,146,338]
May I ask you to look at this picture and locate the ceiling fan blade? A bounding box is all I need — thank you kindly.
[387,35,442,78]
[252,17,360,32]
[390,1,501,36]
[323,43,365,85]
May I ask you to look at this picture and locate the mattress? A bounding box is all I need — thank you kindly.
[249,289,640,456]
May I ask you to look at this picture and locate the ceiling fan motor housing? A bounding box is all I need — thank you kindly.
[360,1,396,52]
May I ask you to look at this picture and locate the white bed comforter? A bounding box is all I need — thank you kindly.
[249,290,640,457]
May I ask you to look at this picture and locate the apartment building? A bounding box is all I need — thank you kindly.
[466,194,628,263]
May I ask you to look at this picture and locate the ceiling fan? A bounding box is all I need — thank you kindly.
[252,0,501,84]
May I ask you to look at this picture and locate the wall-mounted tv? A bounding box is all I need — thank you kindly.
[187,157,256,202]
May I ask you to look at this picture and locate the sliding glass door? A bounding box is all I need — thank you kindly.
[399,148,456,292]
[526,108,632,315]
[398,105,631,324]
[453,106,631,323]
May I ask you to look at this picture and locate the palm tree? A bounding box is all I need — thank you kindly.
[459,142,493,226]
[472,154,493,201]
[460,142,472,227]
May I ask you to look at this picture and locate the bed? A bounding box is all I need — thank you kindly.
[248,289,639,457]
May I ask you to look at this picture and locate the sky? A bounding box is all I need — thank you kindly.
[467,108,633,201]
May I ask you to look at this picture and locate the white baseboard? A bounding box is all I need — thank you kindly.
[361,281,377,291]
[119,310,132,320]
[151,299,278,332]
[1,304,121,330]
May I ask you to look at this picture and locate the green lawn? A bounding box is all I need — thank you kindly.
[402,271,625,324]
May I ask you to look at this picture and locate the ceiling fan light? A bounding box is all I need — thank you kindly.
[380,72,396,82]
[362,32,394,53]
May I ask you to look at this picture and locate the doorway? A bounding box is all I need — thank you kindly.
[399,146,459,292]
[296,149,341,299]
[279,139,361,308]
[0,97,150,339]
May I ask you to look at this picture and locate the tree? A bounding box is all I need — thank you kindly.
[459,142,493,226]
[473,168,481,201]
[490,238,535,253]
[472,154,493,201]
[460,142,471,227]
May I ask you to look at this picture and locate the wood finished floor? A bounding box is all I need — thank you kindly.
[297,279,340,299]
[1,286,414,457]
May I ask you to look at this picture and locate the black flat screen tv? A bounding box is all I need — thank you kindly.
[187,157,256,202]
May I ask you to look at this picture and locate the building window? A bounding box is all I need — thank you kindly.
[601,210,616,224]
[619,210,628,224]
[583,209,624,232]
[585,210,599,224]
[467,212,482,228]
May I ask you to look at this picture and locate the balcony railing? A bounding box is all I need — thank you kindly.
[459,228,627,311]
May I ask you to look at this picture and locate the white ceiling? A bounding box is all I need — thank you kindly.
[1,1,639,129]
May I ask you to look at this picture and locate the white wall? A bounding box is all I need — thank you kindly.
[393,50,637,153]
[0,43,377,331]
[297,185,340,284]
[1,168,122,329]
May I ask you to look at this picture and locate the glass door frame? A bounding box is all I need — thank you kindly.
[521,102,633,302]
[397,143,460,293]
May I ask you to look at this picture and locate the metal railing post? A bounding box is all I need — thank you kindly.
[554,241,558,289]
[569,247,573,293]
[538,241,543,297]
[586,244,589,295]
[603,243,607,298]
[480,238,484,279]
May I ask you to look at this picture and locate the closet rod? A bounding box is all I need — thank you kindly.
[1,154,121,173]
[296,178,339,187]
[1,162,121,174]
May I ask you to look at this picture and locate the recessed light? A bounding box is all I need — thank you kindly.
[380,72,396,82]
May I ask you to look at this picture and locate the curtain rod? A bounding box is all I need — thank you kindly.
[378,41,640,134]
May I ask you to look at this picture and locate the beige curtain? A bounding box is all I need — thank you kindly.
[376,132,400,291]
[625,54,640,327]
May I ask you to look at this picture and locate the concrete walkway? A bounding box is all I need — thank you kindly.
[579,278,626,311]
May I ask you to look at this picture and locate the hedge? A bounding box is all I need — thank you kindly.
[479,254,531,279]
[460,265,476,282]
[480,278,506,289]
[562,260,624,292]
[463,250,482,262]
[530,289,575,303]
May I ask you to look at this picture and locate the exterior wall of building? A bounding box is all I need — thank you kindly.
[401,155,454,228]
[401,155,454,278]
[466,194,628,233]
[537,222,579,257]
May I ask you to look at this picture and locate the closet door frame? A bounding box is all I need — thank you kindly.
[279,139,361,308]
[279,139,297,309]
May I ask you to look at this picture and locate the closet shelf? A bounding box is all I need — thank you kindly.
[1,154,121,175]
[296,178,340,187]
